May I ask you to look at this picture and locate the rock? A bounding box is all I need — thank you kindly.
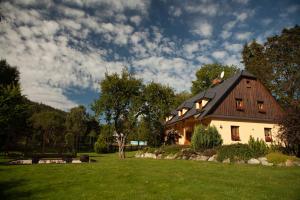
[72,160,82,163]
[261,160,273,166]
[208,155,216,162]
[222,158,230,163]
[196,155,209,161]
[258,157,267,163]
[144,153,156,159]
[285,159,294,167]
[156,154,162,159]
[276,163,285,167]
[182,156,188,160]
[247,158,260,165]
[165,154,176,159]
[293,161,300,166]
[235,160,245,164]
[38,160,46,164]
[21,160,32,164]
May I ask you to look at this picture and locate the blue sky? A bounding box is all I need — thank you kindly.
[0,0,299,111]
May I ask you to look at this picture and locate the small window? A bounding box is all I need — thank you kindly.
[246,80,251,88]
[196,101,202,109]
[231,126,240,141]
[258,101,266,113]
[264,128,272,142]
[235,99,244,111]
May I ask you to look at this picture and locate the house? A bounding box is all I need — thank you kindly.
[165,70,284,145]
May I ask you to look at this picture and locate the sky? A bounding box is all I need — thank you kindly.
[0,0,299,111]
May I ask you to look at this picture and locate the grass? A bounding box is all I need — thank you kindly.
[0,152,300,200]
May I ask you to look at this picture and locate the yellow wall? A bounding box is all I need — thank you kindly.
[209,119,280,145]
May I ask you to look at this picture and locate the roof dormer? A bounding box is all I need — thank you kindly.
[195,99,209,110]
[178,108,188,117]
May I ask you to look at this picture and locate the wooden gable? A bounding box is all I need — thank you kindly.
[209,77,284,122]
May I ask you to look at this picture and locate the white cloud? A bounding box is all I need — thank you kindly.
[235,32,252,41]
[223,42,243,53]
[287,5,300,13]
[169,6,182,17]
[261,18,273,26]
[185,2,219,16]
[212,51,227,59]
[191,21,213,37]
[196,56,212,64]
[233,0,249,4]
[221,30,232,39]
[183,42,199,56]
[130,15,142,25]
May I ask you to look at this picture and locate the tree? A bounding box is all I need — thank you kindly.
[0,59,20,87]
[278,101,300,157]
[92,68,143,158]
[0,60,28,152]
[94,124,114,153]
[65,105,88,154]
[30,111,66,153]
[173,91,192,109]
[242,25,300,106]
[142,82,175,146]
[191,64,238,95]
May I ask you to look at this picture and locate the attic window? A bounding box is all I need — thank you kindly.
[235,98,244,111]
[257,101,266,113]
[178,108,188,117]
[246,79,251,88]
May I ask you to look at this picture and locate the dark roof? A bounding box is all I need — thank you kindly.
[165,70,256,125]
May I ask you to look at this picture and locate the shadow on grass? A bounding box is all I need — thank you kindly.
[0,179,33,200]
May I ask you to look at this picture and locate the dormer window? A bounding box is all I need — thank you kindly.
[235,98,244,111]
[195,99,209,110]
[165,115,174,122]
[178,108,188,117]
[257,101,266,113]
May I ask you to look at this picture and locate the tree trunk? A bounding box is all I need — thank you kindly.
[116,132,126,159]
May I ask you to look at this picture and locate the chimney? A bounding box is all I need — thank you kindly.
[212,78,222,85]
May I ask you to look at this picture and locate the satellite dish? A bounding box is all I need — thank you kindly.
[220,71,225,79]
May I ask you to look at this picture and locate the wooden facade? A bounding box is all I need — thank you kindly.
[209,77,284,121]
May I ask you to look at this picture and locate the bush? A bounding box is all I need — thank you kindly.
[191,125,222,151]
[266,152,300,164]
[94,134,112,154]
[217,144,253,162]
[248,136,268,157]
[80,154,89,162]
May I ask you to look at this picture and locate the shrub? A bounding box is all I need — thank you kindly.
[248,136,268,157]
[161,145,186,154]
[80,155,89,162]
[94,134,112,153]
[191,125,222,151]
[165,129,181,145]
[266,152,300,164]
[217,144,253,162]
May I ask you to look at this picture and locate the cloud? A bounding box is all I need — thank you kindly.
[169,6,182,17]
[233,0,249,5]
[287,5,300,13]
[212,51,227,59]
[130,15,142,25]
[261,18,273,26]
[191,21,213,37]
[185,2,219,16]
[221,30,232,39]
[223,42,243,53]
[235,32,252,40]
[196,56,213,64]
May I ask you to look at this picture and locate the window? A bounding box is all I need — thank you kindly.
[246,79,251,88]
[231,126,240,141]
[264,128,272,142]
[235,99,244,111]
[257,101,266,113]
[196,101,202,109]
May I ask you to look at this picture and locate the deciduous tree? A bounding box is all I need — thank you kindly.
[191,64,238,95]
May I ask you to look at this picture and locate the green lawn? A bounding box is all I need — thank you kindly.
[0,152,299,200]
